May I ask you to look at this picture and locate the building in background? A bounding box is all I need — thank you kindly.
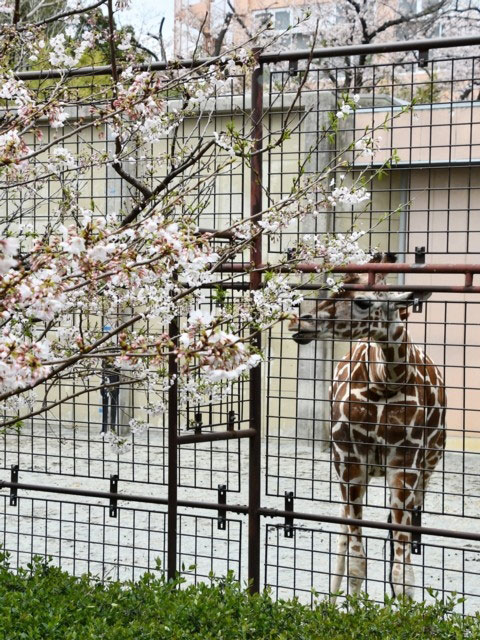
[172,0,476,59]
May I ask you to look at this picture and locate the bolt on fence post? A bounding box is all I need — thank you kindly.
[167,313,179,582]
[248,48,263,595]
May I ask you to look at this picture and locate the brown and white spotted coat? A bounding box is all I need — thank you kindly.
[289,256,446,598]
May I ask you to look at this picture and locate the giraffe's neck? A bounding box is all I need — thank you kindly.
[370,320,412,393]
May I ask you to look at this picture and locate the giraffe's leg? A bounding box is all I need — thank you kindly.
[330,521,347,601]
[414,446,444,509]
[387,468,418,598]
[331,459,368,598]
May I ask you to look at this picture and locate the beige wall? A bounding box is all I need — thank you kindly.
[406,168,480,448]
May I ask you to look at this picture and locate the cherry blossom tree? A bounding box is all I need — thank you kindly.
[300,0,480,96]
[0,0,394,452]
[173,1,480,100]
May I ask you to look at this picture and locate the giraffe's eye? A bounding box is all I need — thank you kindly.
[354,298,371,310]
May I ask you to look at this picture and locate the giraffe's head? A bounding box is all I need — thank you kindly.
[289,253,431,345]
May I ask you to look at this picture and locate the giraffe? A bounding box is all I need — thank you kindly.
[289,253,446,598]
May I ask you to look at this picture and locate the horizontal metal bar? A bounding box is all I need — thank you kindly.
[295,262,480,275]
[13,36,480,80]
[353,159,480,170]
[198,282,479,293]
[198,282,250,291]
[258,507,480,544]
[217,262,480,291]
[259,35,480,64]
[324,284,480,294]
[3,480,480,544]
[177,428,256,444]
[0,480,249,514]
[218,261,480,275]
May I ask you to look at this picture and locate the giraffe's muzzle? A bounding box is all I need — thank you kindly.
[291,332,315,345]
[289,314,318,345]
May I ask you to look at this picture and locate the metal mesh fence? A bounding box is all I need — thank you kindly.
[1,37,480,609]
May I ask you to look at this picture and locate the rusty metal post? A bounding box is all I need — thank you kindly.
[248,48,263,594]
[167,316,178,581]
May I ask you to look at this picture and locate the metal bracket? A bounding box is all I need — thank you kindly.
[414,246,426,264]
[109,474,118,518]
[217,484,227,530]
[227,410,236,432]
[9,465,18,507]
[289,59,298,76]
[412,506,422,555]
[418,49,429,68]
[194,412,203,435]
[284,491,294,538]
[413,247,426,313]
[412,297,423,314]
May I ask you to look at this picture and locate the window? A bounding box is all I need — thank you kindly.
[273,9,291,30]
[253,7,313,50]
[253,8,292,31]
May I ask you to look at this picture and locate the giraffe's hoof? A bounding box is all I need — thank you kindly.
[392,577,415,599]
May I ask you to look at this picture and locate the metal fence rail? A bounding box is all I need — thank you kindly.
[2,35,480,614]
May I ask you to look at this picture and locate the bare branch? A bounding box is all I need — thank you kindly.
[1,376,145,431]
[148,17,167,63]
[12,0,21,25]
[13,0,108,32]
[227,0,252,38]
[120,138,216,226]
[193,11,209,58]
[214,11,233,57]
[130,34,159,61]
[368,0,447,39]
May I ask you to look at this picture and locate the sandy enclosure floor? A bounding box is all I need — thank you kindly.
[0,424,479,615]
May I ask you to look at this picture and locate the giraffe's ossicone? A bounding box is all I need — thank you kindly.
[289,252,446,599]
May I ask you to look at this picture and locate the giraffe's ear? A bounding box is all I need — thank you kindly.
[394,290,432,307]
[370,252,397,284]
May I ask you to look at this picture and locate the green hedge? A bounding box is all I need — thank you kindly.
[0,554,479,639]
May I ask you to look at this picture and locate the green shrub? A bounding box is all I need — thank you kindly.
[0,553,478,639]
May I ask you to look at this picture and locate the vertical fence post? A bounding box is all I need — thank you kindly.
[248,48,263,594]
[167,315,178,581]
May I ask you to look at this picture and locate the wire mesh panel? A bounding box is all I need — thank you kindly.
[0,68,251,491]
[265,42,480,609]
[0,494,167,582]
[177,511,243,583]
[264,523,480,615]
[0,494,243,585]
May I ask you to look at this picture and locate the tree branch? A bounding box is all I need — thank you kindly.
[343,0,370,44]
[368,0,447,39]
[120,138,215,226]
[148,17,167,63]
[227,0,252,38]
[106,0,154,201]
[1,376,144,431]
[130,34,159,61]
[13,0,108,32]
[214,11,233,57]
[12,0,21,25]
